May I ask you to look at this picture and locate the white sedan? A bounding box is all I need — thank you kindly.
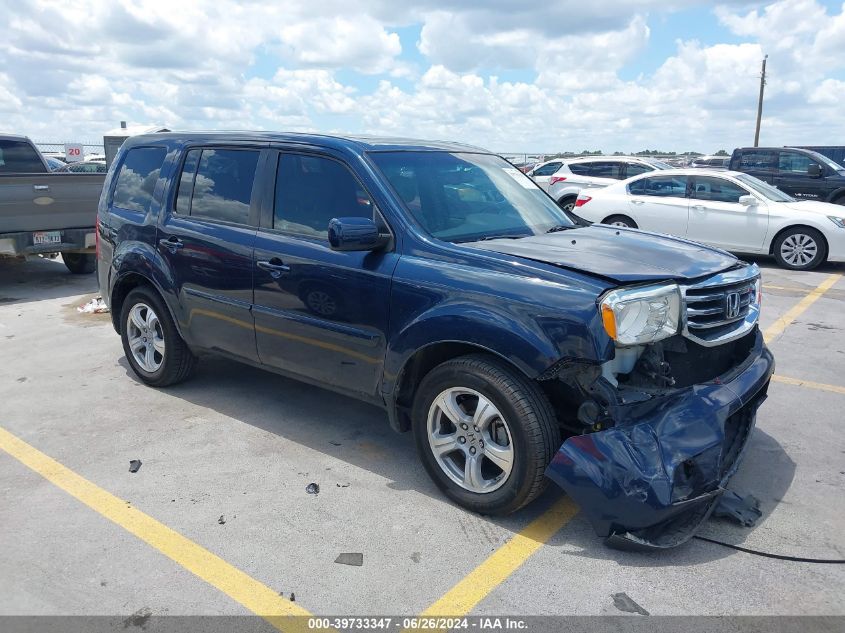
[572,169,845,270]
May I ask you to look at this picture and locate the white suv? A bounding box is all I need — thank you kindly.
[528,157,673,210]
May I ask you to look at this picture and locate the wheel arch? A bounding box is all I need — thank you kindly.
[767,223,829,256]
[824,187,845,205]
[110,272,183,339]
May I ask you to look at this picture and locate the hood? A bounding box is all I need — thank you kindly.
[466,225,739,283]
[781,199,845,216]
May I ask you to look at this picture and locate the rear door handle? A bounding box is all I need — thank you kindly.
[257,258,291,278]
[159,237,184,252]
[631,199,644,205]
[33,184,50,191]
[692,204,707,211]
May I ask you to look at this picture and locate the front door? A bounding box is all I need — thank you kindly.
[158,146,264,361]
[686,175,768,252]
[252,150,398,398]
[774,151,828,201]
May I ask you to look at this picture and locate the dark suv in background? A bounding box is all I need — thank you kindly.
[729,146,845,205]
[97,132,773,549]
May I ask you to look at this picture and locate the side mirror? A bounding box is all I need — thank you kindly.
[328,217,388,252]
[808,163,822,178]
[738,195,758,206]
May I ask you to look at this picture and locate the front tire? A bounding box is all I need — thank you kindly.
[557,196,577,212]
[412,354,560,515]
[603,215,638,229]
[773,227,827,270]
[62,252,96,274]
[120,287,196,387]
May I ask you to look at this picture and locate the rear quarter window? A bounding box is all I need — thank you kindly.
[111,147,167,213]
[0,139,46,173]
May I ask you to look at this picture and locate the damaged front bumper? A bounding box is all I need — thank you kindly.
[545,330,774,550]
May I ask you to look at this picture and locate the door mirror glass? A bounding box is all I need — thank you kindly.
[808,163,822,178]
[328,217,386,251]
[738,195,758,206]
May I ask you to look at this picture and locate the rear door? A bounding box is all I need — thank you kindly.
[625,174,690,236]
[686,175,768,252]
[157,145,264,361]
[252,150,397,398]
[528,161,562,192]
[774,150,827,201]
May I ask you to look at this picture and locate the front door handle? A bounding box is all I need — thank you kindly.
[159,236,184,252]
[33,184,50,191]
[691,204,707,211]
[631,199,644,205]
[257,258,291,278]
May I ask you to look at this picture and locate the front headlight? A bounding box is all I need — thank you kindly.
[828,216,845,229]
[600,283,681,346]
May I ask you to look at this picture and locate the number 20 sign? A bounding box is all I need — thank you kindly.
[64,143,84,163]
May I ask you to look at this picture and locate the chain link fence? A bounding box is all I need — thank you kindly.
[34,142,105,158]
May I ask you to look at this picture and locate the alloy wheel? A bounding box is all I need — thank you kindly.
[126,303,165,373]
[780,233,818,267]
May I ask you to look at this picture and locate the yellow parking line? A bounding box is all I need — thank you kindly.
[0,426,313,633]
[763,273,841,343]
[772,374,845,395]
[415,497,579,619]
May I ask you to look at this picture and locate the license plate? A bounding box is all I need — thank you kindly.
[33,231,62,245]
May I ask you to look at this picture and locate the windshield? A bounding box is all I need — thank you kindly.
[734,173,795,202]
[370,151,574,242]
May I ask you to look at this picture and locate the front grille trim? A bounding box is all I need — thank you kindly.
[680,265,761,347]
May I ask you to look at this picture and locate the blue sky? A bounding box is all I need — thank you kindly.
[1,0,843,152]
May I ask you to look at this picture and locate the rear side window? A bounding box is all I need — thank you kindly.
[567,163,592,176]
[691,176,748,203]
[0,139,45,173]
[625,163,653,177]
[273,153,373,238]
[175,148,260,224]
[737,150,776,170]
[111,147,167,213]
[589,162,624,179]
[628,175,688,197]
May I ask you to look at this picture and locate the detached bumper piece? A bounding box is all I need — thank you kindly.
[545,332,774,551]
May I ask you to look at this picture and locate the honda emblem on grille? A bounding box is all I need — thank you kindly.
[725,291,741,319]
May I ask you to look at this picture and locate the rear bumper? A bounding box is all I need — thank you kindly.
[545,330,774,550]
[0,228,95,257]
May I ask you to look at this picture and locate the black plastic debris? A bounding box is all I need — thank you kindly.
[305,483,320,495]
[335,553,363,566]
[336,483,350,488]
[218,515,226,525]
[713,490,762,527]
[611,592,649,616]
[128,460,142,473]
[290,593,295,602]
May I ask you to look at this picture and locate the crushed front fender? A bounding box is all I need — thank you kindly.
[545,331,775,550]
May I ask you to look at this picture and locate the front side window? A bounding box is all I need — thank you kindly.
[734,173,795,202]
[691,176,748,203]
[179,149,259,224]
[628,175,688,198]
[111,147,167,213]
[0,140,45,173]
[624,163,653,178]
[274,154,373,238]
[370,151,574,243]
[531,162,561,177]
[778,151,812,174]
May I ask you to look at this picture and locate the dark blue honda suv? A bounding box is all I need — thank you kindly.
[97,132,774,549]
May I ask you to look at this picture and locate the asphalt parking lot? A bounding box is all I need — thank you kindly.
[1,255,843,625]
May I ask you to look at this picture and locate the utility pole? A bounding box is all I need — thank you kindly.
[754,55,768,147]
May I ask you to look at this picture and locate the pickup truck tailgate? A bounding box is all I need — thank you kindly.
[0,173,106,233]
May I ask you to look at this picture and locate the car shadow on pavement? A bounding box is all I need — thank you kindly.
[0,256,98,304]
[742,254,845,274]
[118,353,796,564]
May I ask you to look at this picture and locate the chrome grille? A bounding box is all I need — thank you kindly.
[681,265,760,347]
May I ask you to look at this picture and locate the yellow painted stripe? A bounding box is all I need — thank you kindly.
[763,273,841,343]
[0,427,315,633]
[415,497,579,620]
[772,374,845,395]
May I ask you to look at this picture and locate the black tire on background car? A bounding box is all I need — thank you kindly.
[62,252,96,274]
[120,287,196,387]
[411,354,561,515]
[602,215,638,229]
[557,196,577,212]
[773,226,827,270]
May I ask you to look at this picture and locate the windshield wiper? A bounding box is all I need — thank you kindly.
[545,225,573,233]
[475,234,529,241]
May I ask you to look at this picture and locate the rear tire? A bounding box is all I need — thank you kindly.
[773,227,827,270]
[603,215,638,229]
[557,196,577,212]
[62,252,96,274]
[412,354,560,515]
[120,287,196,387]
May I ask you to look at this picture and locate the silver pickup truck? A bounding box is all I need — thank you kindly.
[0,134,105,273]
